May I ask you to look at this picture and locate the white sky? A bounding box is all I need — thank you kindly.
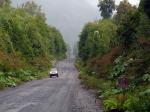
[87,0,140,7]
[116,0,140,5]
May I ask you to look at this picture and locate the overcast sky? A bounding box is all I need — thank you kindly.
[116,0,140,5]
[82,0,140,6]
[12,0,140,48]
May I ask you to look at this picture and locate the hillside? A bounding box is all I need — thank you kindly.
[77,0,150,111]
[0,1,67,89]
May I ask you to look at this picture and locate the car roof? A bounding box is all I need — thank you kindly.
[51,68,57,71]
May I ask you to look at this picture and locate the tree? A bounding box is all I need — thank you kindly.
[0,0,10,6]
[117,10,139,48]
[139,0,150,18]
[88,31,102,58]
[143,0,150,19]
[22,1,46,20]
[139,0,145,12]
[136,13,150,39]
[137,0,150,39]
[73,43,78,57]
[98,0,115,19]
[114,0,136,24]
[114,0,139,48]
[0,4,66,58]
[78,23,91,61]
[78,20,117,61]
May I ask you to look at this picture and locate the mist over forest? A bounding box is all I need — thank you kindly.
[12,0,100,48]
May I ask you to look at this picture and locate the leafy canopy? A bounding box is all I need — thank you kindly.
[98,0,115,19]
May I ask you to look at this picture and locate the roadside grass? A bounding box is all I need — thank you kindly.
[0,70,49,90]
[76,56,150,112]
[35,71,49,80]
[76,62,102,90]
[79,71,101,90]
[0,54,65,90]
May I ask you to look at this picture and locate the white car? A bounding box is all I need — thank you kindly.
[49,68,59,78]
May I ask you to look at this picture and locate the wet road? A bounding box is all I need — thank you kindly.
[0,59,102,112]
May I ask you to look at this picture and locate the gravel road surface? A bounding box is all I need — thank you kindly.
[0,59,103,112]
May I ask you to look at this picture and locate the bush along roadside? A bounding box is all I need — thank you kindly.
[0,67,50,90]
[75,60,102,90]
[77,0,150,111]
[0,1,67,90]
[76,55,150,112]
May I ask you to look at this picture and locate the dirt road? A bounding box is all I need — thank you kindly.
[0,59,103,112]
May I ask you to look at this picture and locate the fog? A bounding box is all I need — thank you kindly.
[11,0,140,49]
[12,0,100,48]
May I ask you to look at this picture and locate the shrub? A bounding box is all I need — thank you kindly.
[143,73,150,82]
[15,69,35,81]
[123,96,138,111]
[0,72,17,88]
[123,95,150,112]
[103,98,118,111]
[0,72,6,89]
[90,47,121,78]
[79,72,101,89]
[30,56,51,71]
[99,87,123,99]
[109,56,127,79]
[0,50,26,71]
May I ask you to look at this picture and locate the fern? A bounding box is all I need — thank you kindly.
[104,98,118,111]
[143,73,150,82]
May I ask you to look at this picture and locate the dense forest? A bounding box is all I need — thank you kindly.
[77,0,150,111]
[0,0,66,89]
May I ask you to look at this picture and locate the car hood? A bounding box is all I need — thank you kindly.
[50,71,58,74]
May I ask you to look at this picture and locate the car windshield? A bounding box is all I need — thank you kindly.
[51,68,57,72]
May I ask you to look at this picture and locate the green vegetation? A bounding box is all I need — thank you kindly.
[77,0,150,111]
[78,19,117,61]
[0,1,66,89]
[98,0,115,19]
